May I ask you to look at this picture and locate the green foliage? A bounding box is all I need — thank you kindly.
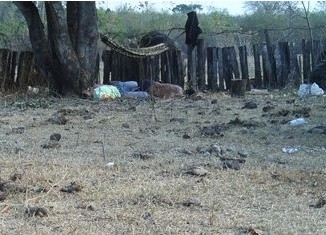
[0,2,28,48]
[3,1,326,50]
[200,11,236,32]
[172,4,203,14]
[97,7,186,45]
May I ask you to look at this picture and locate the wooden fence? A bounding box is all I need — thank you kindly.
[1,37,325,94]
[0,49,46,93]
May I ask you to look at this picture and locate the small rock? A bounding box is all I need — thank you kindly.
[186,166,209,176]
[106,162,115,167]
[220,157,245,170]
[60,182,82,193]
[41,140,60,149]
[308,126,326,135]
[170,118,185,123]
[10,173,22,182]
[242,100,257,109]
[209,144,223,154]
[48,112,68,125]
[0,192,7,201]
[238,151,249,158]
[50,133,61,141]
[76,204,95,211]
[211,99,218,104]
[222,160,241,170]
[182,199,201,207]
[309,197,326,208]
[175,147,193,155]
[183,133,191,139]
[132,151,155,160]
[122,123,130,128]
[12,127,25,134]
[196,146,209,154]
[142,211,152,220]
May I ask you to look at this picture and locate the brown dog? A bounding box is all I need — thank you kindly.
[149,82,184,99]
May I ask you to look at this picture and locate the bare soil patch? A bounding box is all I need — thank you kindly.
[0,90,325,234]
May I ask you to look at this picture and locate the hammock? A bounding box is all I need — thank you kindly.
[100,33,170,58]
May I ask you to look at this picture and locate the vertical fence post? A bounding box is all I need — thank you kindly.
[176,50,184,88]
[229,47,240,79]
[187,45,196,91]
[253,44,262,88]
[264,29,277,88]
[197,39,205,90]
[278,41,290,87]
[207,47,218,91]
[101,50,111,84]
[217,47,224,90]
[239,45,249,90]
[302,39,311,83]
[222,47,232,90]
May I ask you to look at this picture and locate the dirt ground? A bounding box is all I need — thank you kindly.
[0,88,325,234]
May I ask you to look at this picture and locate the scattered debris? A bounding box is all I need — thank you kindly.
[41,133,62,149]
[242,100,258,109]
[175,147,193,155]
[9,173,22,182]
[262,105,275,112]
[182,199,201,207]
[309,197,326,209]
[76,204,95,211]
[170,117,186,123]
[238,151,249,158]
[141,211,152,220]
[182,133,191,139]
[308,126,326,135]
[132,151,155,160]
[50,133,61,141]
[25,206,48,217]
[41,140,60,149]
[235,226,265,235]
[229,117,266,128]
[183,166,209,176]
[220,157,245,170]
[48,111,68,125]
[33,186,48,193]
[106,162,115,167]
[122,123,130,128]
[60,182,82,194]
[211,99,218,104]
[11,127,25,134]
[298,82,324,97]
[0,191,7,201]
[282,146,299,154]
[0,180,27,193]
[289,117,307,126]
[196,144,224,156]
[200,124,226,137]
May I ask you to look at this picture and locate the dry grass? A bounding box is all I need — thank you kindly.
[0,90,325,234]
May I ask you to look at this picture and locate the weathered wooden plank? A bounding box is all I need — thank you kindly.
[302,39,311,83]
[253,44,262,88]
[101,50,112,84]
[197,39,205,90]
[222,47,232,90]
[207,47,218,91]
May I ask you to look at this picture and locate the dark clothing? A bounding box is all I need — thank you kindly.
[310,61,326,90]
[185,11,202,46]
[138,80,154,92]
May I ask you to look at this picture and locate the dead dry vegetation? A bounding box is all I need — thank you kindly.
[0,89,325,235]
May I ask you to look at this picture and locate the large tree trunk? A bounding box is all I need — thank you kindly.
[13,2,55,84]
[67,2,99,81]
[14,1,98,95]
